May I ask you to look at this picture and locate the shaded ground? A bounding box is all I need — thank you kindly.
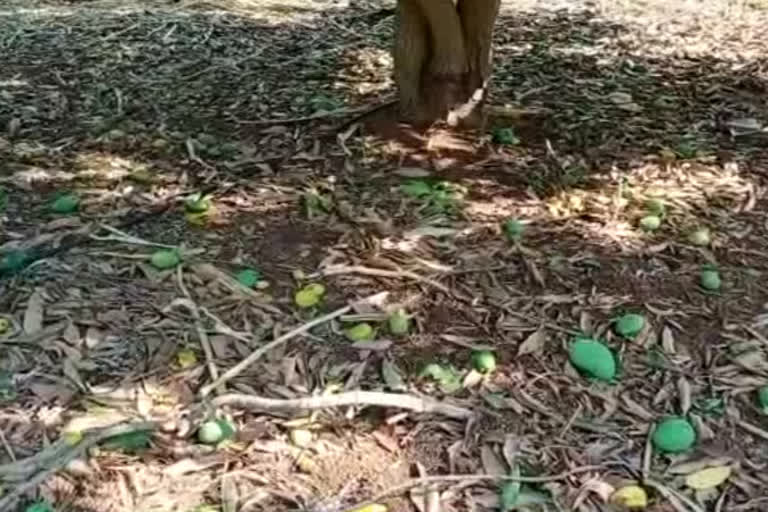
[1,0,768,511]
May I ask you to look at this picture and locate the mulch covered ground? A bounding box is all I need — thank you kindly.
[1,0,768,511]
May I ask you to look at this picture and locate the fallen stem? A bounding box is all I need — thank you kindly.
[175,267,220,392]
[212,390,472,420]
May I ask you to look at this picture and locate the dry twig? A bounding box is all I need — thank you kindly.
[212,390,472,420]
[174,267,220,392]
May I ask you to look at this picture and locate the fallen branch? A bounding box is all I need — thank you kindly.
[174,267,220,392]
[0,422,155,510]
[212,390,472,420]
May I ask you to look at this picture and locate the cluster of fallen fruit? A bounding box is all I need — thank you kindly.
[564,313,768,508]
[188,215,753,510]
[13,195,757,510]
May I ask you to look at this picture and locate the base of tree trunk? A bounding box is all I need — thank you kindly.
[409,71,487,130]
[392,0,500,129]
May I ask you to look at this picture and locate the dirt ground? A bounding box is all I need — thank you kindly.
[1,0,768,511]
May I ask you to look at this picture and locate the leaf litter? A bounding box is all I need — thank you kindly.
[1,0,768,511]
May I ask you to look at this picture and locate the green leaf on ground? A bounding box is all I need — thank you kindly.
[24,501,55,512]
[400,180,433,198]
[50,193,80,214]
[150,249,181,270]
[420,363,461,393]
[101,430,152,453]
[492,127,520,145]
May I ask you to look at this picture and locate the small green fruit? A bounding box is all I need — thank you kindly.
[652,417,696,453]
[615,313,645,338]
[198,421,223,444]
[503,218,525,242]
[345,323,374,341]
[303,283,325,297]
[295,290,319,308]
[0,249,30,274]
[150,249,181,269]
[688,228,711,246]
[645,198,666,216]
[185,196,211,213]
[236,268,261,288]
[198,419,234,445]
[51,194,80,214]
[639,215,661,231]
[388,309,410,336]
[24,501,54,512]
[499,480,520,511]
[492,127,519,145]
[568,339,616,381]
[757,386,768,410]
[700,270,721,291]
[294,283,326,308]
[472,350,497,373]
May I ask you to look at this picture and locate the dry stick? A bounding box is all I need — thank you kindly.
[734,418,768,441]
[200,301,353,397]
[91,223,178,249]
[175,267,220,391]
[335,465,618,512]
[212,391,472,420]
[0,422,156,511]
[236,104,381,126]
[313,265,451,295]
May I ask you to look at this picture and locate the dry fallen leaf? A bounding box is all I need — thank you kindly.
[669,456,733,475]
[517,328,547,356]
[480,444,507,476]
[611,484,648,508]
[23,287,45,334]
[462,368,484,388]
[661,325,676,354]
[686,465,732,489]
[221,474,239,512]
[393,167,431,178]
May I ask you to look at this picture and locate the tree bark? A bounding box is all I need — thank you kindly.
[393,0,500,128]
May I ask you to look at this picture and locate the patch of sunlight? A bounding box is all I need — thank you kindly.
[61,378,189,434]
[461,157,757,248]
[73,152,148,181]
[0,79,30,87]
[11,167,77,185]
[550,43,602,58]
[464,194,540,221]
[339,47,394,96]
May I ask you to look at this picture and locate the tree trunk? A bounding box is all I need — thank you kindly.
[393,0,500,128]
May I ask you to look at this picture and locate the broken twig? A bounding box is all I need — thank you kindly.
[212,390,472,420]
